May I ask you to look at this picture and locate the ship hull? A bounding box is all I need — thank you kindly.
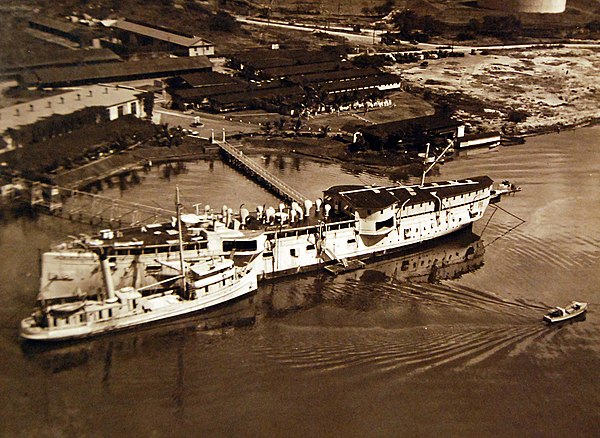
[21,272,257,342]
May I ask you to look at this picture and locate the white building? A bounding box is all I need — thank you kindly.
[0,84,147,149]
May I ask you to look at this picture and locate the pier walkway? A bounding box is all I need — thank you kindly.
[28,180,175,228]
[216,140,308,205]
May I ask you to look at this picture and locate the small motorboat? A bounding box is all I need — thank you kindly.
[490,180,522,203]
[543,301,587,323]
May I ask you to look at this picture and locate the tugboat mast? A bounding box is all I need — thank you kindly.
[175,186,187,296]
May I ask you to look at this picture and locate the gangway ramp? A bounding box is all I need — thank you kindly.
[216,140,307,205]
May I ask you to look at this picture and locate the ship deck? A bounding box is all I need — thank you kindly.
[78,208,354,250]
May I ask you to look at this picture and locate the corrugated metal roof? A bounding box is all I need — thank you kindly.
[171,83,250,99]
[0,48,121,73]
[22,57,212,87]
[360,115,464,138]
[320,73,401,93]
[287,67,381,84]
[262,61,343,78]
[112,20,212,48]
[29,16,78,34]
[232,49,341,71]
[210,86,304,105]
[179,72,238,88]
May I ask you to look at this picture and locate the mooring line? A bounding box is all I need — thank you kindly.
[480,206,498,236]
[483,221,526,248]
[492,203,527,223]
[481,203,527,248]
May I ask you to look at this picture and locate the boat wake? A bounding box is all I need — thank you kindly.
[253,269,557,379]
[250,322,553,380]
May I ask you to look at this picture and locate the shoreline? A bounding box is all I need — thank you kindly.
[2,116,595,201]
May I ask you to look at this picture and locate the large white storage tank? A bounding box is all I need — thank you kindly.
[478,0,566,13]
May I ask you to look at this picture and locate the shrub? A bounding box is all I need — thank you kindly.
[508,110,529,123]
[209,11,239,32]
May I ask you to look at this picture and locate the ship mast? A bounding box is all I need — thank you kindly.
[420,139,455,186]
[175,186,187,296]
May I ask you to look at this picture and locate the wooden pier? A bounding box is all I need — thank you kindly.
[216,140,307,205]
[28,181,175,228]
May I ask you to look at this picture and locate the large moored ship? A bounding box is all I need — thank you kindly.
[39,176,494,302]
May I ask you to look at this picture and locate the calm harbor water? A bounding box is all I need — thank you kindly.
[1,126,599,436]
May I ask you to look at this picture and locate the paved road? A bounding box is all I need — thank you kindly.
[236,16,600,52]
[155,107,263,140]
[235,16,385,45]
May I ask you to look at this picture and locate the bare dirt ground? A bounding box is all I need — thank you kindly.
[392,47,600,135]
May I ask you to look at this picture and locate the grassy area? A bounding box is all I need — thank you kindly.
[0,7,69,72]
[302,90,434,134]
[230,86,438,181]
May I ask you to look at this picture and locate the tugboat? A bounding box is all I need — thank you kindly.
[19,257,257,342]
[543,301,587,324]
[20,188,258,342]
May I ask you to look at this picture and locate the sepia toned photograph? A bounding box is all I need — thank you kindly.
[1,0,599,436]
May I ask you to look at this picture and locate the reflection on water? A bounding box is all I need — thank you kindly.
[160,162,189,181]
[21,293,258,374]
[261,229,485,318]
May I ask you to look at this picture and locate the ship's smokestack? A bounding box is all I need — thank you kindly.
[100,255,116,302]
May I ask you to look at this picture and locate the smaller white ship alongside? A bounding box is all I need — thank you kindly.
[543,301,587,324]
[20,187,258,342]
[20,256,258,342]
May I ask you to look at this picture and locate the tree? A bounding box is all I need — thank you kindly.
[210,11,239,32]
[586,21,600,32]
[392,10,417,36]
[137,92,154,118]
[508,110,528,123]
[480,15,521,38]
[373,0,396,16]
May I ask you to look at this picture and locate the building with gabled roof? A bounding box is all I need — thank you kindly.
[261,61,347,80]
[355,115,465,151]
[29,16,98,48]
[208,86,305,113]
[107,20,214,57]
[286,67,381,85]
[176,72,239,88]
[20,56,212,88]
[0,84,148,148]
[0,48,121,75]
[318,74,402,96]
